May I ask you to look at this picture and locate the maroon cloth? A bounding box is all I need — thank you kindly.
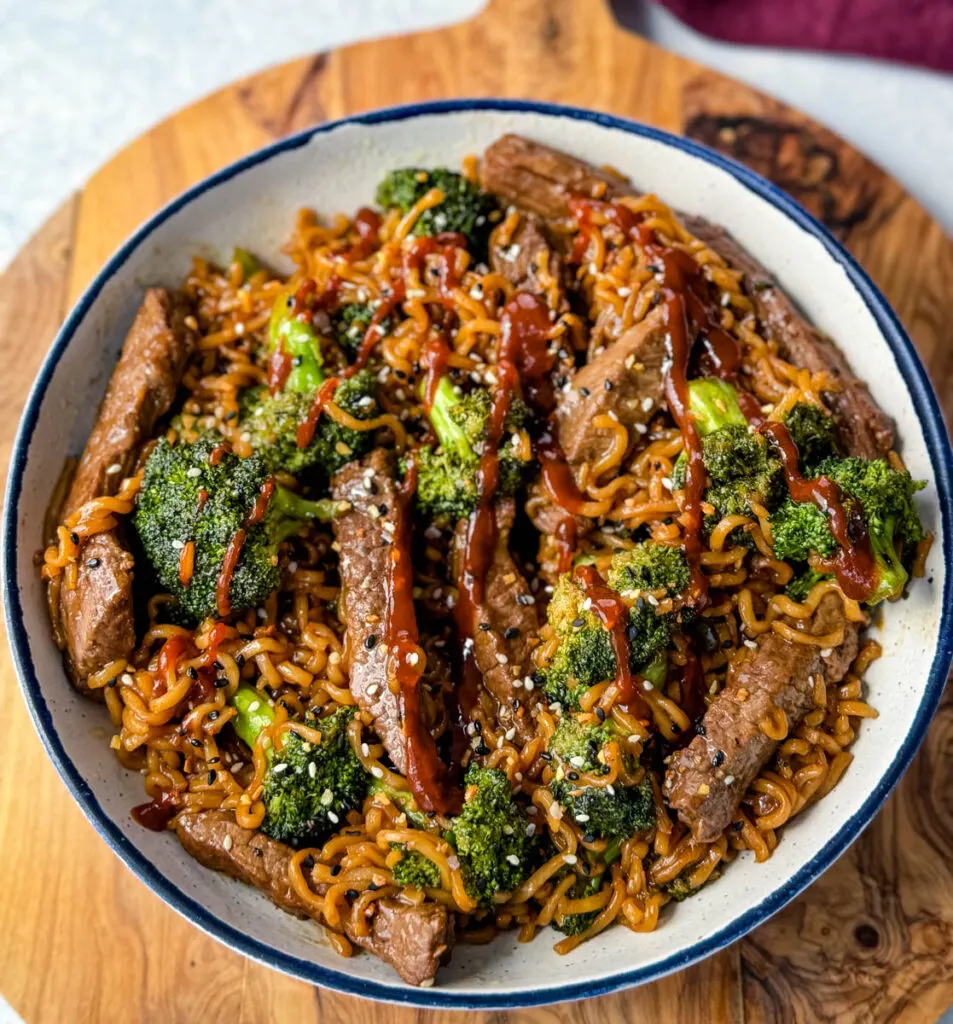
[657,0,953,73]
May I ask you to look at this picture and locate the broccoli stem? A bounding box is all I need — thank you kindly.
[688,379,747,436]
[269,296,325,395]
[230,684,275,750]
[271,487,336,523]
[867,518,909,604]
[427,376,474,461]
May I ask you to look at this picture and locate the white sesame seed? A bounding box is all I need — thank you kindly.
[642,396,654,412]
[724,775,735,785]
[222,835,233,851]
[563,854,578,865]
[371,766,384,779]
[361,743,370,757]
[327,811,339,824]
[406,651,420,666]
[575,813,590,823]
[550,803,564,821]
[186,467,202,479]
[496,653,509,665]
[367,684,380,697]
[506,853,520,866]
[105,463,122,475]
[120,673,133,686]
[820,648,833,658]
[569,755,586,768]
[307,761,317,779]
[505,727,516,741]
[171,539,184,550]
[272,763,288,774]
[247,700,260,712]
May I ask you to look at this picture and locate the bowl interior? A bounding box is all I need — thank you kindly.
[5,103,951,1008]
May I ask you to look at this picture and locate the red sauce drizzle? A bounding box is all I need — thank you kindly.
[346,207,382,261]
[386,458,461,814]
[267,347,293,395]
[296,376,340,449]
[762,421,877,600]
[573,564,650,719]
[420,331,452,411]
[132,789,178,832]
[215,478,276,618]
[208,443,231,467]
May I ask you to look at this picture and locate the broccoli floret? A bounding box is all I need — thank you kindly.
[673,379,784,520]
[770,456,925,605]
[552,873,603,936]
[688,377,749,436]
[444,765,534,908]
[230,687,369,847]
[231,247,261,282]
[663,874,701,902]
[783,402,839,473]
[547,716,655,842]
[375,168,497,252]
[390,846,442,889]
[414,376,532,522]
[133,437,336,621]
[367,777,431,830]
[540,543,686,709]
[269,294,325,395]
[785,567,830,603]
[242,369,379,477]
[331,302,394,357]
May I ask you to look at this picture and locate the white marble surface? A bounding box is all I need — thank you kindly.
[0,0,951,270]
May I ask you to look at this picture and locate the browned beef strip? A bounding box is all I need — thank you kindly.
[175,809,309,919]
[175,810,454,986]
[483,135,895,460]
[451,499,539,739]
[57,288,197,692]
[663,593,860,842]
[482,134,629,222]
[346,899,454,988]
[554,307,667,467]
[489,210,566,300]
[331,450,407,772]
[681,216,895,460]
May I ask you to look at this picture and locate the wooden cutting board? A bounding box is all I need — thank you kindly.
[1,1,951,1020]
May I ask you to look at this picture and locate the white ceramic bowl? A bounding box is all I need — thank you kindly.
[5,100,953,1009]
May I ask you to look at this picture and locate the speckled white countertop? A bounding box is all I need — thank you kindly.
[0,0,951,271]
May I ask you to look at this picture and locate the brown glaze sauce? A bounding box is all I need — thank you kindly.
[215,477,276,618]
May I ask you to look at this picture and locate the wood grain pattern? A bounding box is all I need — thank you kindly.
[1,1,950,1021]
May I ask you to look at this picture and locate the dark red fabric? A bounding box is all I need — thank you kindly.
[657,0,953,73]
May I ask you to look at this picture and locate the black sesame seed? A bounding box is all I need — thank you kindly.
[224,410,238,421]
[86,557,101,568]
[473,720,482,734]
[540,751,553,762]
[235,653,245,668]
[711,750,726,768]
[213,660,224,671]
[604,379,613,391]
[330,864,342,876]
[107,677,118,687]
[214,677,229,689]
[208,711,219,721]
[367,882,380,892]
[253,847,263,857]
[475,743,491,756]
[70,532,80,544]
[189,738,202,748]
[427,810,437,819]
[583,833,596,844]
[345,889,359,900]
[567,771,579,781]
[208,757,220,764]
[595,707,606,722]
[207,770,215,785]
[187,666,198,680]
[572,617,585,629]
[478,622,492,631]
[504,626,520,640]
[364,634,378,650]
[731,820,744,832]
[301,854,316,870]
[579,386,590,397]
[377,504,388,516]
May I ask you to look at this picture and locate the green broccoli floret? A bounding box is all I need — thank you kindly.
[414,376,532,522]
[242,368,379,477]
[547,716,655,843]
[230,687,369,848]
[133,436,337,621]
[552,873,603,936]
[540,543,687,709]
[783,402,839,473]
[375,168,497,252]
[770,456,926,605]
[390,846,442,889]
[663,874,701,902]
[367,777,431,830]
[231,247,261,282]
[785,567,831,602]
[331,302,394,357]
[269,294,324,395]
[444,765,534,908]
[673,379,784,521]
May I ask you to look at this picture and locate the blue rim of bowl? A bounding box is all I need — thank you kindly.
[4,98,953,1009]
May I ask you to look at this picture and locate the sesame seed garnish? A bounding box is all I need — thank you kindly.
[222,835,233,851]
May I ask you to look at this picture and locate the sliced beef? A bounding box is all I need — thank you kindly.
[347,899,454,988]
[331,450,407,772]
[554,307,667,467]
[482,134,629,223]
[175,809,308,918]
[489,210,565,300]
[452,499,539,738]
[57,288,197,692]
[175,810,454,986]
[482,136,895,460]
[663,593,860,842]
[682,216,895,460]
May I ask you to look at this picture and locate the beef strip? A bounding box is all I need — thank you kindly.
[57,288,197,692]
[175,810,454,986]
[451,499,539,739]
[489,210,566,301]
[554,307,667,466]
[681,216,895,460]
[331,449,408,772]
[484,134,895,460]
[482,134,629,223]
[663,593,860,842]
